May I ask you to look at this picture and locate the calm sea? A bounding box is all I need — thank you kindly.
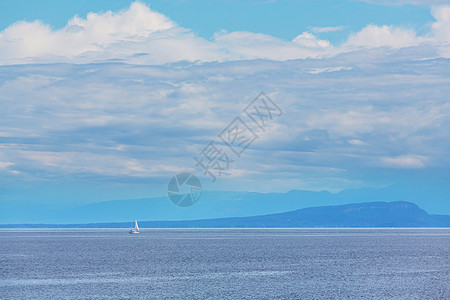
[0,229,449,299]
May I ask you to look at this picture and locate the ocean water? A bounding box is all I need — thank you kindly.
[0,229,449,299]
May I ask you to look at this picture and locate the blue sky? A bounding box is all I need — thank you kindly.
[0,1,449,213]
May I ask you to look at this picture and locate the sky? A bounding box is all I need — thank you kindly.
[0,0,449,211]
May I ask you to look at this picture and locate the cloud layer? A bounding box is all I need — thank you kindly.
[0,2,449,200]
[1,49,449,194]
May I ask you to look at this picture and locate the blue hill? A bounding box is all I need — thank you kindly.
[2,201,449,228]
[1,183,449,224]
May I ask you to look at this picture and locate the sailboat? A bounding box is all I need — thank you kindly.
[129,218,140,234]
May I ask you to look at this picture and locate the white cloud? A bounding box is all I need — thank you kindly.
[0,2,337,64]
[341,5,449,55]
[431,6,450,40]
[356,0,449,6]
[2,2,449,65]
[431,6,450,57]
[0,2,175,63]
[308,66,353,74]
[292,32,331,48]
[12,149,187,178]
[344,25,422,49]
[347,139,365,146]
[213,31,331,60]
[0,162,14,169]
[380,155,428,168]
[310,26,346,34]
[306,106,388,137]
[68,2,174,38]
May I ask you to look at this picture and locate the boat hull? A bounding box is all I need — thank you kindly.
[129,230,139,234]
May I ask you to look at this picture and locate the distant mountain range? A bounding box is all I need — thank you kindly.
[2,201,449,228]
[1,183,449,224]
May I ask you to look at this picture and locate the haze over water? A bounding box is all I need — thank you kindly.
[1,229,449,299]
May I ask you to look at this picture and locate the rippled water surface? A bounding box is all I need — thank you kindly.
[0,229,449,299]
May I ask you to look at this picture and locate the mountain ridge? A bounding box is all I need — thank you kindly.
[2,201,449,228]
[1,183,449,224]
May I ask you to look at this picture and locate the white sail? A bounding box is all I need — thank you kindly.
[129,218,140,233]
[134,219,139,231]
